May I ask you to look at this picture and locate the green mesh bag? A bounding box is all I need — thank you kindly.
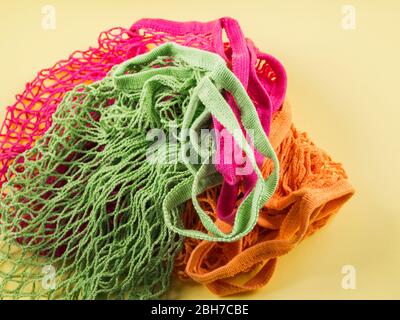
[0,43,279,299]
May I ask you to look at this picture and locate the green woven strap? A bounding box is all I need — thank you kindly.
[114,43,279,242]
[164,77,278,241]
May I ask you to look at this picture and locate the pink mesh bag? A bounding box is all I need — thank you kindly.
[0,17,287,222]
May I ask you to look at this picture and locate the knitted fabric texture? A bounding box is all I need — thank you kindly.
[0,43,279,299]
[0,18,286,224]
[174,100,355,296]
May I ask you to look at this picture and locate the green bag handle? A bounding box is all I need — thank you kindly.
[113,43,279,242]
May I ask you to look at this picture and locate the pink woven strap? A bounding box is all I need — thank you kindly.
[131,17,287,223]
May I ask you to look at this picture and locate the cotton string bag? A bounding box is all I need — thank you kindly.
[0,43,279,299]
[174,100,355,296]
[0,18,286,225]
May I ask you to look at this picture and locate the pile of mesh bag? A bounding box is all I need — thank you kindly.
[0,17,354,299]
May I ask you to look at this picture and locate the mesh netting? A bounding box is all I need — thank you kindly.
[0,45,225,300]
[0,42,281,299]
[174,101,355,296]
[0,27,136,187]
[0,18,283,190]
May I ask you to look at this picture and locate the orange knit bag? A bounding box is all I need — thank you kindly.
[174,100,355,296]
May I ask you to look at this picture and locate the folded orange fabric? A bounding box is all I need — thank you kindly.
[174,100,355,296]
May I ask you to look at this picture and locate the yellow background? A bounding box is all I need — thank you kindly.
[0,0,399,299]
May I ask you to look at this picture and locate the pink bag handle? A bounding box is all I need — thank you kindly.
[216,38,287,223]
[211,18,264,223]
[130,17,286,223]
